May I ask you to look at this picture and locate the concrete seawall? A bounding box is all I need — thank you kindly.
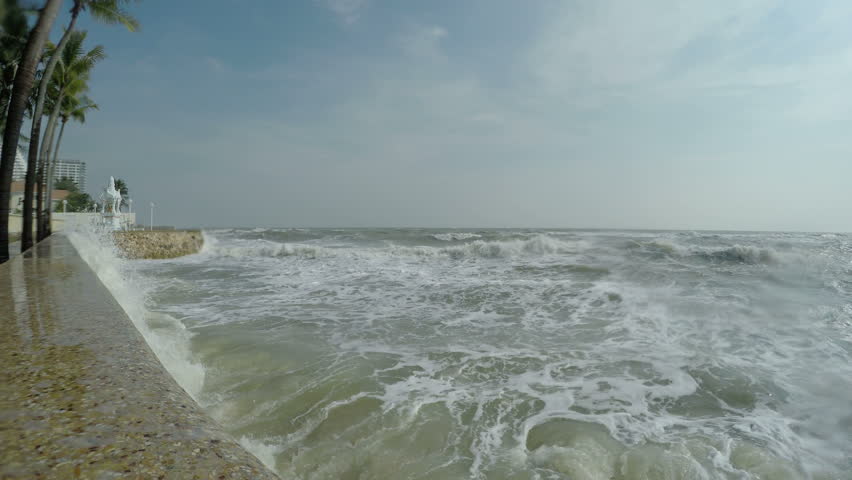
[0,236,278,479]
[113,230,204,259]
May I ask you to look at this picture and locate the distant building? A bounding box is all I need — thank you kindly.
[3,141,88,190]
[9,181,70,213]
[52,159,87,192]
[6,143,27,181]
[7,146,88,193]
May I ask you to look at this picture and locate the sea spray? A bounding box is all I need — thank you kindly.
[65,226,205,399]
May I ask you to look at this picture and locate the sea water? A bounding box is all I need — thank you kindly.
[69,228,852,479]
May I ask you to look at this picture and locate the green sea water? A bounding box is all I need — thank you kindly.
[73,228,852,479]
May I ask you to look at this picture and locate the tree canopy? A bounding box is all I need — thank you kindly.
[54,176,78,191]
[64,190,91,212]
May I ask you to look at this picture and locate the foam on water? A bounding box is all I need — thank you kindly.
[432,232,483,241]
[201,233,583,261]
[80,227,852,479]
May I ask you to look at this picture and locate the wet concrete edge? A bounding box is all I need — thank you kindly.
[0,235,280,479]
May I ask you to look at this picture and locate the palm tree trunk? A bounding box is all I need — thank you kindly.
[35,155,44,241]
[36,91,65,235]
[0,63,19,120]
[35,126,51,241]
[36,115,63,242]
[23,3,80,252]
[45,119,67,236]
[0,0,62,264]
[39,93,64,169]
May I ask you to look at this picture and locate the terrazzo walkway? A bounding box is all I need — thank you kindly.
[0,235,278,479]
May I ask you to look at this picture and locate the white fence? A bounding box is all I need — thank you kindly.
[52,212,138,231]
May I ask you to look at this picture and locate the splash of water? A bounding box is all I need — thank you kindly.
[64,225,205,399]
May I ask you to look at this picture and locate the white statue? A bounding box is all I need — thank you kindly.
[101,176,124,230]
[106,176,122,214]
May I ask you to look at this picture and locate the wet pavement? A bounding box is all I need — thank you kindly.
[0,235,278,479]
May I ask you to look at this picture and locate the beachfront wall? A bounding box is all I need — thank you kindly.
[113,230,204,259]
[8,213,138,234]
[0,236,277,478]
[53,212,137,232]
[8,181,69,213]
[7,214,67,234]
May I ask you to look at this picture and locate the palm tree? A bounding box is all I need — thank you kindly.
[0,0,62,264]
[34,29,103,240]
[43,93,96,234]
[0,1,32,154]
[113,177,127,208]
[22,0,137,251]
[0,0,30,123]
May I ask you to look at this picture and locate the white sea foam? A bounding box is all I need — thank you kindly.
[208,240,334,259]
[431,232,482,241]
[237,436,283,473]
[131,228,852,479]
[200,233,581,261]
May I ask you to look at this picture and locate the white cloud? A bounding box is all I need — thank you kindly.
[529,1,777,93]
[73,2,852,230]
[321,0,369,25]
[525,0,852,118]
[203,56,225,73]
[397,24,449,59]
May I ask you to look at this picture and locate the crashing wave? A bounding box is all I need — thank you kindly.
[428,235,576,258]
[698,245,779,265]
[202,234,578,260]
[65,227,206,399]
[630,240,781,265]
[430,232,482,242]
[208,242,334,259]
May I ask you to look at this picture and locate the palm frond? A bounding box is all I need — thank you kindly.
[60,92,98,124]
[87,43,106,60]
[85,0,140,32]
[60,31,87,67]
[43,29,105,104]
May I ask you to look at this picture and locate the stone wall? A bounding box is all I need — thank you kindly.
[113,230,204,259]
[7,213,64,234]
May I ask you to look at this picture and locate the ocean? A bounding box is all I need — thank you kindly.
[68,228,852,479]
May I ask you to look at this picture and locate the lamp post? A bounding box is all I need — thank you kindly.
[150,202,155,231]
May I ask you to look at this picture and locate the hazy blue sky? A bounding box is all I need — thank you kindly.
[57,0,852,230]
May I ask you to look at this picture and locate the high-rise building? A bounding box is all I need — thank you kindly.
[52,159,87,192]
[3,143,88,191]
[8,144,26,181]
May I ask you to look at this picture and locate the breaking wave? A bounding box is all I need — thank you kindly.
[630,241,783,265]
[206,241,335,259]
[431,232,482,241]
[202,233,579,260]
[207,235,785,266]
[697,245,779,265]
[64,227,205,399]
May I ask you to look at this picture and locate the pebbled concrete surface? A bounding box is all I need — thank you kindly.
[0,235,278,479]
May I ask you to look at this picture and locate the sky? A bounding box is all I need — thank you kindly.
[51,0,852,230]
